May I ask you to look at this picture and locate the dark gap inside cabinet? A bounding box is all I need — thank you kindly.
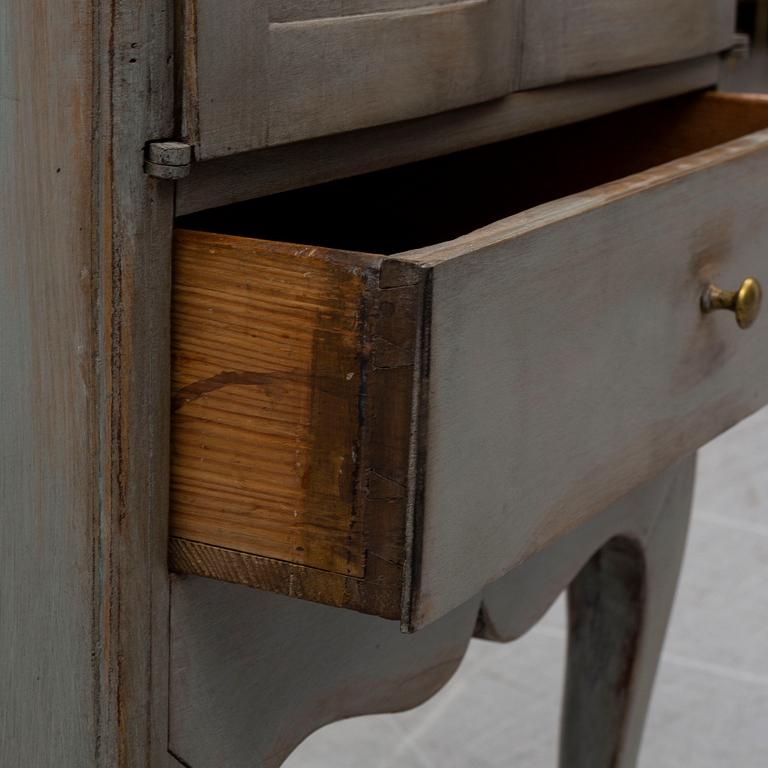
[177,91,768,254]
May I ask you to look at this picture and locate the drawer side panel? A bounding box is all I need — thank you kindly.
[172,231,369,576]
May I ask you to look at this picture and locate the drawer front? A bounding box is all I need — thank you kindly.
[411,99,768,627]
[183,0,521,160]
[522,0,735,89]
[171,94,768,628]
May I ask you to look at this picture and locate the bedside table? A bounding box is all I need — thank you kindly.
[2,2,763,766]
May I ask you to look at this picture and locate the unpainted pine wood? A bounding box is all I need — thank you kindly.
[171,233,426,619]
[172,232,371,575]
[168,457,695,768]
[0,1,98,764]
[404,94,768,628]
[176,55,720,216]
[185,0,522,158]
[522,0,736,89]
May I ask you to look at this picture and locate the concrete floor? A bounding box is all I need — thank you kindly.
[285,407,768,768]
[285,51,768,767]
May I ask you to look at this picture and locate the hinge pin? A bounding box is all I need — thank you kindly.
[144,141,192,179]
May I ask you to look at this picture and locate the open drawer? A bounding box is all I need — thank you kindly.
[170,92,768,630]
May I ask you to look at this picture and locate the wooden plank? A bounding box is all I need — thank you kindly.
[176,55,721,216]
[189,0,269,155]
[97,1,176,764]
[402,94,768,627]
[264,0,520,148]
[170,234,427,619]
[0,0,175,764]
[172,232,375,575]
[0,1,98,764]
[521,0,736,88]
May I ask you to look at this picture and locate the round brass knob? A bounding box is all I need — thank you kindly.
[701,277,763,329]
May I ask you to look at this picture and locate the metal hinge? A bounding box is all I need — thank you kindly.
[144,141,193,179]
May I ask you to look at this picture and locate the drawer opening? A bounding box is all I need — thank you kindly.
[177,92,768,255]
[171,90,768,623]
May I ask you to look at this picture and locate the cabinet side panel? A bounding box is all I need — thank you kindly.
[0,1,98,764]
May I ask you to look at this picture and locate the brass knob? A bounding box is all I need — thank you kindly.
[701,277,763,329]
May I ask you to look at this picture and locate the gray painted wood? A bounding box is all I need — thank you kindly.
[0,2,99,763]
[176,55,720,215]
[186,0,522,159]
[100,1,176,765]
[522,0,736,88]
[476,457,694,645]
[0,0,175,765]
[561,456,696,767]
[400,115,768,628]
[169,575,483,767]
[169,458,695,767]
[182,1,734,159]
[477,456,696,767]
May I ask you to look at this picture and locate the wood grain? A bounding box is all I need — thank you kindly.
[0,0,175,764]
[172,231,372,575]
[0,2,98,764]
[185,0,521,159]
[171,233,427,618]
[561,456,696,767]
[98,1,176,764]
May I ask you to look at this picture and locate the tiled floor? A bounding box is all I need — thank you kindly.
[284,51,768,768]
[285,407,768,767]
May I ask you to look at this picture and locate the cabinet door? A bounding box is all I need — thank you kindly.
[183,0,522,160]
[521,0,735,89]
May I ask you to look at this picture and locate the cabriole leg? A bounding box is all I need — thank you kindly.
[560,456,696,767]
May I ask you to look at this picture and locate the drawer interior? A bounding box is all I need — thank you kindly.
[177,92,768,255]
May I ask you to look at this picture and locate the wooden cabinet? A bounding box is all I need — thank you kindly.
[170,92,768,629]
[6,1,761,765]
[180,0,736,160]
